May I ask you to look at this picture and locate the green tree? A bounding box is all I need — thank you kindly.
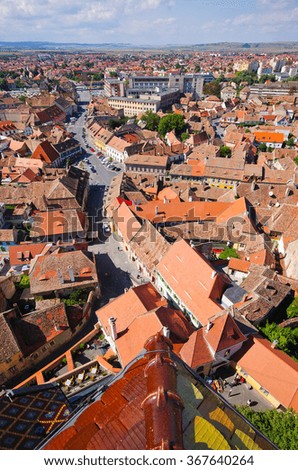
[259,74,276,84]
[294,156,298,166]
[158,113,186,138]
[236,407,297,450]
[232,71,258,86]
[218,247,239,260]
[286,298,298,318]
[284,137,295,148]
[259,322,298,360]
[109,71,118,78]
[141,110,160,131]
[181,132,190,142]
[0,78,8,90]
[91,72,104,81]
[258,143,267,152]
[203,80,221,98]
[17,274,30,289]
[220,145,232,158]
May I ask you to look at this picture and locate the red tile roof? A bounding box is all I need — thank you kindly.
[233,335,298,412]
[157,239,229,325]
[96,283,166,336]
[9,242,48,266]
[205,313,247,353]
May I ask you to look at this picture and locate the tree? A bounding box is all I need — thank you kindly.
[236,407,297,450]
[286,298,298,319]
[218,247,239,260]
[17,274,30,289]
[141,110,160,131]
[181,132,190,142]
[220,145,232,158]
[158,114,186,138]
[294,156,298,166]
[258,143,267,152]
[284,137,295,148]
[232,71,258,86]
[0,78,8,90]
[203,80,221,98]
[91,72,104,81]
[259,322,298,360]
[259,74,276,84]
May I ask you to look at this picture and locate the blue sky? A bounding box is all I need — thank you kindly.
[1,0,297,44]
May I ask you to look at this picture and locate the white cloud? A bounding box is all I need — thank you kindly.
[0,0,296,44]
[153,17,176,25]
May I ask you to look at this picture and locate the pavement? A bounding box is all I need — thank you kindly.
[214,367,275,412]
[89,232,150,305]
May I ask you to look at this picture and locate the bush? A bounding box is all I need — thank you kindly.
[286,298,298,319]
[219,247,239,260]
[62,288,89,306]
[219,146,232,158]
[17,274,30,289]
[259,322,298,360]
[236,407,298,450]
[158,114,186,138]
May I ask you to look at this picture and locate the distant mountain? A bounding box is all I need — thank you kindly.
[0,41,297,52]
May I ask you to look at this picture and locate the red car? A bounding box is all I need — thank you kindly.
[90,148,95,152]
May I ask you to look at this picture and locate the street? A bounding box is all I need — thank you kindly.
[71,88,148,302]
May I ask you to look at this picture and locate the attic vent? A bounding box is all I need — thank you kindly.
[81,267,92,275]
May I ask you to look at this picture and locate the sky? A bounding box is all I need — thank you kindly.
[0,0,297,45]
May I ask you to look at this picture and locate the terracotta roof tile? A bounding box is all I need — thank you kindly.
[233,335,298,412]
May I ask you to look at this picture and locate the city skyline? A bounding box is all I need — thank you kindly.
[0,0,298,46]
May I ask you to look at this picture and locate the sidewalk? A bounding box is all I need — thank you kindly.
[218,372,275,412]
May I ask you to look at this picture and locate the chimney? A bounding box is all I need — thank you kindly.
[57,268,64,285]
[285,187,291,197]
[68,265,75,282]
[271,339,278,349]
[109,317,117,341]
[162,326,170,338]
[188,195,193,202]
[163,197,167,204]
[251,181,256,191]
[155,206,159,216]
[54,320,60,331]
[211,270,217,279]
[230,305,235,318]
[205,321,213,333]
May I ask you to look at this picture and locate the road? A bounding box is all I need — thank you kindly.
[71,88,148,300]
[212,117,226,139]
[68,91,121,233]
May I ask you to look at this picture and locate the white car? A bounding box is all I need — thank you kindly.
[103,223,110,233]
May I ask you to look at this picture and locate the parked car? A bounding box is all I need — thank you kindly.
[103,223,111,234]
